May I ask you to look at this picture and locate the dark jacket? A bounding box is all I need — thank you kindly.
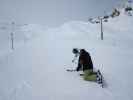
[76,50,93,71]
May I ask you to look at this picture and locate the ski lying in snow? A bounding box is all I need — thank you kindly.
[66,69,76,72]
[79,73,84,76]
[96,70,104,88]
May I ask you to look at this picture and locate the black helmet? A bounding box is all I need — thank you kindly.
[72,48,79,54]
[80,49,86,53]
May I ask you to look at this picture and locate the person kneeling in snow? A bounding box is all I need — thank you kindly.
[72,48,97,81]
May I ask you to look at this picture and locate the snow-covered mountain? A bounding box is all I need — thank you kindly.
[0,3,133,100]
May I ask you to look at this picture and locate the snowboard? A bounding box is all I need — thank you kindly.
[96,70,104,88]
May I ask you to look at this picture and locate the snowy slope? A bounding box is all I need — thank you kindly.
[0,22,46,56]
[0,8,133,100]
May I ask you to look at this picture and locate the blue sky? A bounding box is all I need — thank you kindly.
[0,0,123,27]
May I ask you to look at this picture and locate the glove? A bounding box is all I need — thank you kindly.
[72,60,74,63]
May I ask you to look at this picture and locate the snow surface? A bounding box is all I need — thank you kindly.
[0,9,133,100]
